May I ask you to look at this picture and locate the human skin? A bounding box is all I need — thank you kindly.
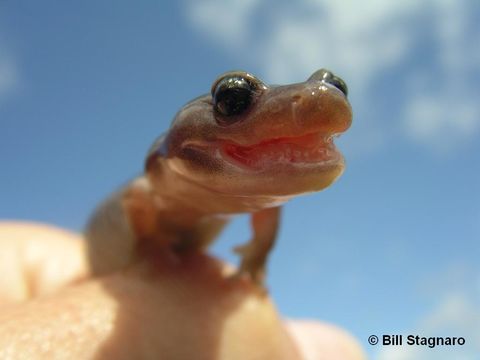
[0,222,366,359]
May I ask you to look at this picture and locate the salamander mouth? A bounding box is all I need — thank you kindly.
[221,132,342,170]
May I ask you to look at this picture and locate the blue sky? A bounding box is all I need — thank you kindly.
[1,1,479,358]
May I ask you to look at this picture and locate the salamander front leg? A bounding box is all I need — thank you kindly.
[234,206,281,285]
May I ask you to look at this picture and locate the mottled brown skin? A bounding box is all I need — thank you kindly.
[86,70,352,285]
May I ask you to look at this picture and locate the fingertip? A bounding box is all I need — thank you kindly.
[0,221,89,302]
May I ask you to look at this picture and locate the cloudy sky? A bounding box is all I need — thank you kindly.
[1,1,479,358]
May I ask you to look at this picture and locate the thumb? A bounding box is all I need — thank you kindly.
[0,222,302,359]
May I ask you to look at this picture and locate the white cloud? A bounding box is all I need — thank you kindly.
[377,264,480,360]
[183,0,480,153]
[405,95,478,151]
[401,1,480,151]
[377,293,480,360]
[185,0,259,46]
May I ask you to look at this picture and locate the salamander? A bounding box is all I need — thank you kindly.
[85,69,352,285]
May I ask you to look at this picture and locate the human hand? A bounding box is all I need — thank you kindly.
[0,222,365,359]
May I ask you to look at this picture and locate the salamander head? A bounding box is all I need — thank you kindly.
[147,69,352,198]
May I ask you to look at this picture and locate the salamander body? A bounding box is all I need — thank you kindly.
[86,69,352,284]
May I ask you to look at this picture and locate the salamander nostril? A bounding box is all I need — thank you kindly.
[308,69,348,97]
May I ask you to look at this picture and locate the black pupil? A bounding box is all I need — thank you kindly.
[213,77,253,117]
[329,77,348,96]
[321,72,348,96]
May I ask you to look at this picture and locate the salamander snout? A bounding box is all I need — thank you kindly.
[308,69,348,97]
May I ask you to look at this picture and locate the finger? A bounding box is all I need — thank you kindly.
[0,254,302,359]
[286,320,366,360]
[0,222,89,303]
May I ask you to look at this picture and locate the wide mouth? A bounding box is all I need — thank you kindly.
[221,132,342,170]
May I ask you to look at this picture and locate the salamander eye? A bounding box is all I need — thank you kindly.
[309,69,348,97]
[212,76,254,118]
[327,76,348,97]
